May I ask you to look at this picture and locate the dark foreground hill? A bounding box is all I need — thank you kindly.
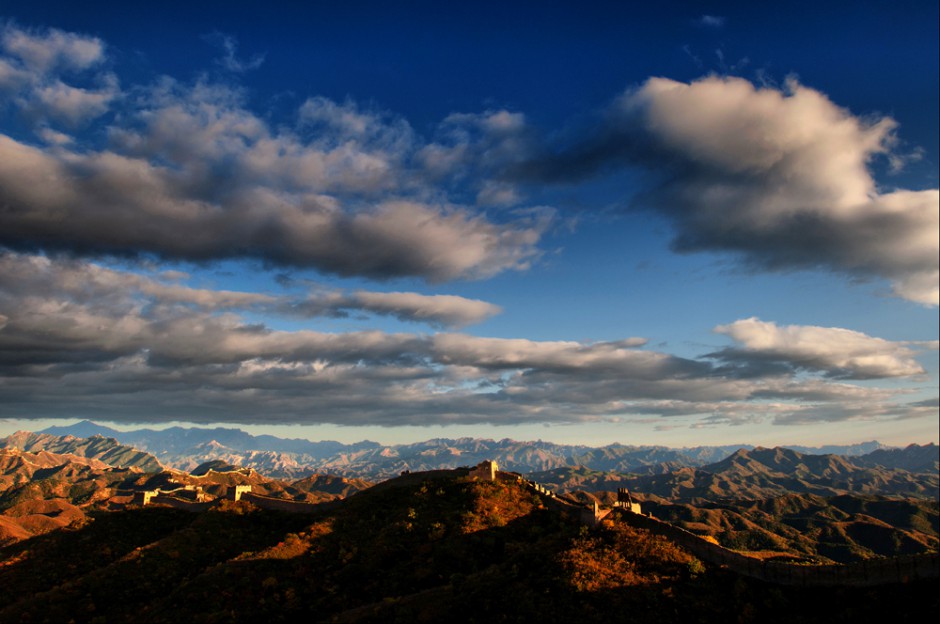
[0,470,936,624]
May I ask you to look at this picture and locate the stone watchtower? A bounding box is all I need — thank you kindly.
[226,485,252,501]
[469,460,498,481]
[132,490,157,506]
[615,487,642,514]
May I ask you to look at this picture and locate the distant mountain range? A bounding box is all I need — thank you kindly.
[532,445,939,502]
[36,420,898,480]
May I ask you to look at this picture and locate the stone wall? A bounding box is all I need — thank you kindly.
[149,495,216,512]
[241,492,339,514]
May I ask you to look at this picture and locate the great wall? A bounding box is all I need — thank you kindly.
[128,459,939,588]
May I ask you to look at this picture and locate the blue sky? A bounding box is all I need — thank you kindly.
[0,1,937,447]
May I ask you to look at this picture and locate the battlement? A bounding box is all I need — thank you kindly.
[132,490,157,505]
[469,460,498,481]
[614,487,642,514]
[226,485,252,501]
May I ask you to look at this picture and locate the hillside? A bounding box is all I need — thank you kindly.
[0,448,142,544]
[530,445,939,502]
[1,431,162,472]
[0,438,373,546]
[853,443,940,473]
[641,493,939,563]
[0,470,935,623]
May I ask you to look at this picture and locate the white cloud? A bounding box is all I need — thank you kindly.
[1,252,928,428]
[204,32,265,73]
[0,24,115,126]
[0,115,546,282]
[697,15,726,28]
[0,252,503,329]
[32,76,118,124]
[418,108,533,202]
[515,76,939,305]
[626,76,939,305]
[0,300,921,426]
[0,25,551,282]
[0,24,105,73]
[713,317,925,379]
[349,291,502,328]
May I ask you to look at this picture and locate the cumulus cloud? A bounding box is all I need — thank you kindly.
[0,24,549,283]
[418,109,534,204]
[0,80,547,281]
[0,24,105,73]
[513,76,939,305]
[29,75,119,125]
[344,292,501,328]
[711,317,926,379]
[0,25,933,432]
[0,23,117,125]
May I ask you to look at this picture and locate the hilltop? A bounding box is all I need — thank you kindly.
[0,467,935,623]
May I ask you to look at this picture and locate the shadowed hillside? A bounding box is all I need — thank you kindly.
[0,469,936,623]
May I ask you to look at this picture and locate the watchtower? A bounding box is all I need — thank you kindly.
[226,485,252,501]
[132,490,157,506]
[615,487,642,514]
[469,460,498,481]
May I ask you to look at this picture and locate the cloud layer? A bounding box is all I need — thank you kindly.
[0,252,930,427]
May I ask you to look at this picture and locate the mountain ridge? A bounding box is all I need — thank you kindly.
[34,421,908,481]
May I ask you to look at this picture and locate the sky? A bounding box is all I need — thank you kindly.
[0,1,937,448]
